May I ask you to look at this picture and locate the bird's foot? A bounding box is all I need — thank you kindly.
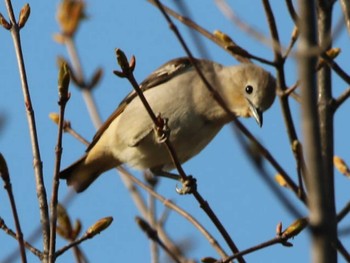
[154,114,170,143]
[150,169,197,195]
[176,175,197,195]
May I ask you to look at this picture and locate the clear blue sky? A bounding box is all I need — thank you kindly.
[1,1,350,262]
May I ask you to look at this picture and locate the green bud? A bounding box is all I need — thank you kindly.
[58,62,70,102]
[0,153,9,184]
[0,13,11,30]
[86,217,113,238]
[282,217,308,239]
[116,48,131,74]
[18,3,30,29]
[56,203,72,239]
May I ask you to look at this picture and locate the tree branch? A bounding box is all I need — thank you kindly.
[317,1,337,261]
[0,154,27,262]
[340,0,350,36]
[4,1,50,260]
[298,1,336,262]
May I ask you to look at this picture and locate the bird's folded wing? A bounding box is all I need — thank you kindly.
[86,57,195,152]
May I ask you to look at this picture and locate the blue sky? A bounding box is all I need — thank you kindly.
[1,1,350,262]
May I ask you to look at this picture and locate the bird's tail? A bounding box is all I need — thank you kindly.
[59,154,119,193]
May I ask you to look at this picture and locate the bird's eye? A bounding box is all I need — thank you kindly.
[245,85,254,94]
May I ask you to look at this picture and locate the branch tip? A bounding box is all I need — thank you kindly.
[18,3,30,29]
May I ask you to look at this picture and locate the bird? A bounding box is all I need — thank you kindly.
[59,57,276,192]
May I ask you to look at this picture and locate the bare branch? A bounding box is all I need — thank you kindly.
[320,53,350,84]
[118,167,229,259]
[337,202,350,222]
[0,217,42,260]
[285,0,299,22]
[135,217,182,263]
[48,64,71,263]
[64,38,102,129]
[333,87,350,111]
[298,1,337,262]
[215,0,283,57]
[0,154,27,262]
[147,0,275,65]
[340,0,350,36]
[262,0,307,196]
[4,0,50,260]
[317,1,337,261]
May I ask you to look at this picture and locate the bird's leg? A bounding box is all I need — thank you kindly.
[176,175,197,195]
[151,114,196,194]
[150,168,197,195]
[150,168,181,181]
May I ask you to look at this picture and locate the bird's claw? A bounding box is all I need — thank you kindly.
[154,114,170,143]
[176,176,197,195]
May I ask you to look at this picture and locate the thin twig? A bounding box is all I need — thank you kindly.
[4,0,50,260]
[147,0,274,65]
[146,174,160,263]
[335,238,350,262]
[233,120,306,204]
[262,0,307,197]
[117,167,229,259]
[232,127,303,218]
[0,217,42,260]
[136,217,182,263]
[262,0,282,61]
[156,212,189,262]
[217,235,293,263]
[0,154,27,262]
[55,232,91,258]
[65,38,102,129]
[280,80,301,104]
[1,191,76,263]
[215,0,283,57]
[337,202,350,222]
[321,53,350,84]
[49,66,70,263]
[340,0,350,36]
[283,27,298,60]
[333,87,350,111]
[285,0,299,23]
[172,1,211,59]
[282,81,299,97]
[119,171,149,217]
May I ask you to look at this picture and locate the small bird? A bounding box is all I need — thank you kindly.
[60,57,276,192]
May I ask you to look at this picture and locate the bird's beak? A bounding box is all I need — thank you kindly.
[247,99,263,127]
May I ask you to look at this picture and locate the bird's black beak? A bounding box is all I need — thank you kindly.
[247,99,263,127]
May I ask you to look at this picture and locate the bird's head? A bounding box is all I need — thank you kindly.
[223,64,276,127]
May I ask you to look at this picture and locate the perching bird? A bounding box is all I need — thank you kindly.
[60,57,276,192]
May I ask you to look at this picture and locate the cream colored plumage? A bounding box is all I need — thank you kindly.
[60,58,276,192]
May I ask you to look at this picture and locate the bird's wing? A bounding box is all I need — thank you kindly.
[86,104,125,152]
[86,57,195,152]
